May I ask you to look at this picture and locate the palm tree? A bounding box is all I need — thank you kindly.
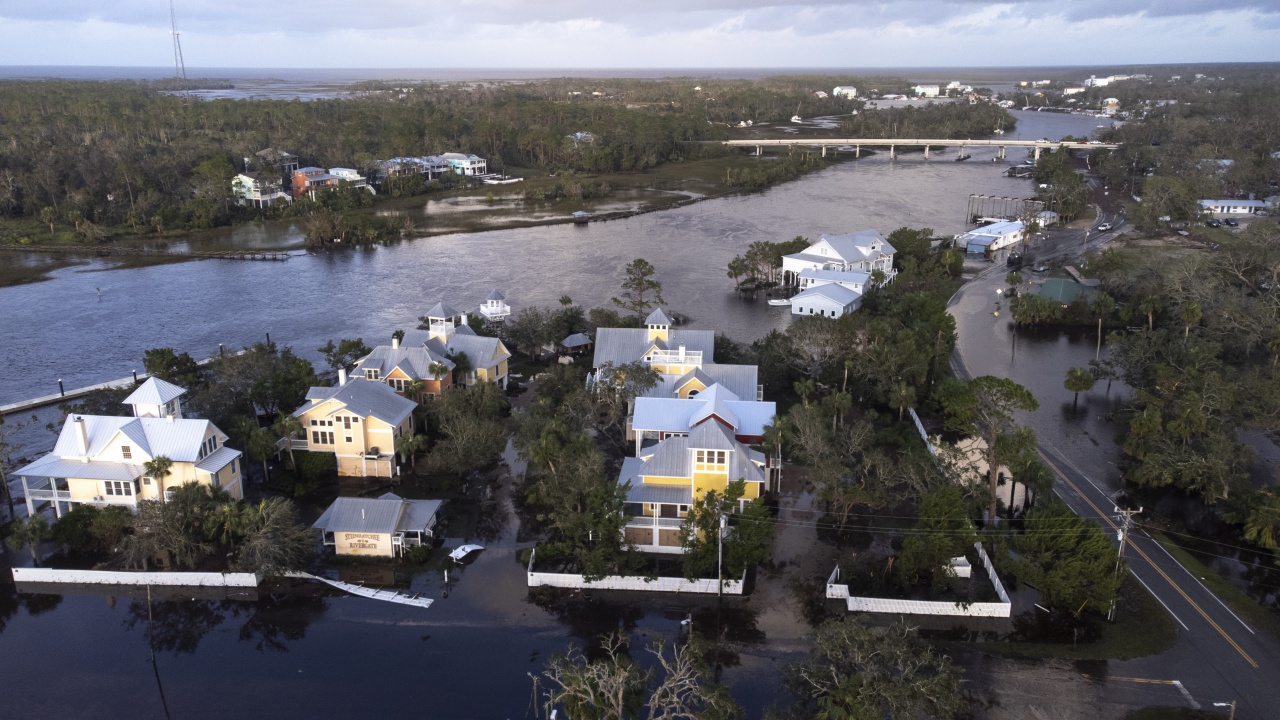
[1241,489,1280,552]
[394,433,428,472]
[448,352,472,386]
[793,378,815,408]
[1137,293,1160,331]
[829,391,852,430]
[6,514,50,564]
[143,455,174,501]
[210,501,245,551]
[1181,302,1202,338]
[1064,367,1096,409]
[406,377,426,403]
[38,206,57,235]
[1091,292,1115,360]
[428,361,450,392]
[892,381,917,422]
[271,413,303,471]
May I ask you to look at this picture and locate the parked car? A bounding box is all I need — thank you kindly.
[1206,219,1222,228]
[1224,218,1239,227]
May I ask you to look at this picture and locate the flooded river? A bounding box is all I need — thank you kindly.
[0,110,1110,719]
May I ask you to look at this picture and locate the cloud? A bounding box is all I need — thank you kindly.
[0,1,1276,67]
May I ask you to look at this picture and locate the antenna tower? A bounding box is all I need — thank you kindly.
[169,0,187,80]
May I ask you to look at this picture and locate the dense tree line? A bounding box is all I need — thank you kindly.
[0,77,1014,243]
[1090,70,1280,228]
[1085,222,1280,553]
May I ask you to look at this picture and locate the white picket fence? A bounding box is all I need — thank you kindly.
[826,542,1011,618]
[11,567,260,588]
[526,548,745,595]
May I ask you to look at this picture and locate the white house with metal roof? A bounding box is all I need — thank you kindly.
[619,422,768,554]
[291,372,418,478]
[790,283,864,318]
[959,220,1024,256]
[780,230,896,288]
[1199,199,1267,215]
[312,492,443,557]
[15,378,243,518]
[440,152,488,176]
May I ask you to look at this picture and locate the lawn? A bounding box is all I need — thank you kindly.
[1153,532,1280,641]
[977,576,1177,661]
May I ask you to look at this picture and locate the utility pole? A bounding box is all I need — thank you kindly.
[1108,506,1142,621]
[717,513,726,599]
[1213,700,1237,720]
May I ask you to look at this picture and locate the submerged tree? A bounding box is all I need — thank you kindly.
[785,618,964,720]
[612,258,666,316]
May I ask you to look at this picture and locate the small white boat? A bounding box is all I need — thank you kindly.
[449,544,484,562]
[768,298,791,306]
[791,115,803,123]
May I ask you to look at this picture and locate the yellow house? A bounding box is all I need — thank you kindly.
[291,372,418,478]
[404,302,512,388]
[16,377,243,518]
[350,335,455,399]
[312,492,443,557]
[619,421,766,553]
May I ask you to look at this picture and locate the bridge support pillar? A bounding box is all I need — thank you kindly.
[997,146,1005,160]
[890,145,895,160]
[755,146,761,156]
[821,145,827,158]
[855,145,861,158]
[924,145,930,159]
[1034,146,1041,161]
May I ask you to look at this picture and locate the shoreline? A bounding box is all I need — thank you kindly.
[0,154,846,287]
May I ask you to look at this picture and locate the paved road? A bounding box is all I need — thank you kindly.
[949,218,1280,718]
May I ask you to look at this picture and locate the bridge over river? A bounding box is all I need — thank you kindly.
[723,137,1120,161]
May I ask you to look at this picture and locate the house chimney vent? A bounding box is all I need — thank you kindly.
[74,416,89,457]
[338,368,348,387]
[392,336,400,350]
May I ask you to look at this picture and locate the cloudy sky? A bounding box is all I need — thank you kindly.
[0,1,1277,68]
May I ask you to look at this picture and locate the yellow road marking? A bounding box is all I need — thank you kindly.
[1038,451,1260,670]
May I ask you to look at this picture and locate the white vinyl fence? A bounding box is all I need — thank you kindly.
[827,542,1011,618]
[11,567,260,587]
[526,548,745,595]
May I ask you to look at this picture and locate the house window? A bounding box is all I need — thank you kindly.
[679,505,690,513]
[342,416,352,430]
[121,445,132,459]
[104,480,134,497]
[695,450,727,470]
[143,477,152,485]
[389,378,409,392]
[345,436,353,444]
[231,459,238,475]
[312,430,334,445]
[365,369,381,380]
[209,468,220,487]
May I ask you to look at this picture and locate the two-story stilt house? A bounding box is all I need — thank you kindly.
[15,378,243,518]
[290,370,418,478]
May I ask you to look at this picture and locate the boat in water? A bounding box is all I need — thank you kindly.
[768,298,791,306]
[790,115,803,123]
[955,153,972,161]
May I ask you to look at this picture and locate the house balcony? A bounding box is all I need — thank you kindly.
[646,350,702,367]
[625,515,684,529]
[479,302,511,321]
[24,486,72,504]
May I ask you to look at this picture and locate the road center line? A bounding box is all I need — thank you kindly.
[1143,529,1256,635]
[1038,450,1260,669]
